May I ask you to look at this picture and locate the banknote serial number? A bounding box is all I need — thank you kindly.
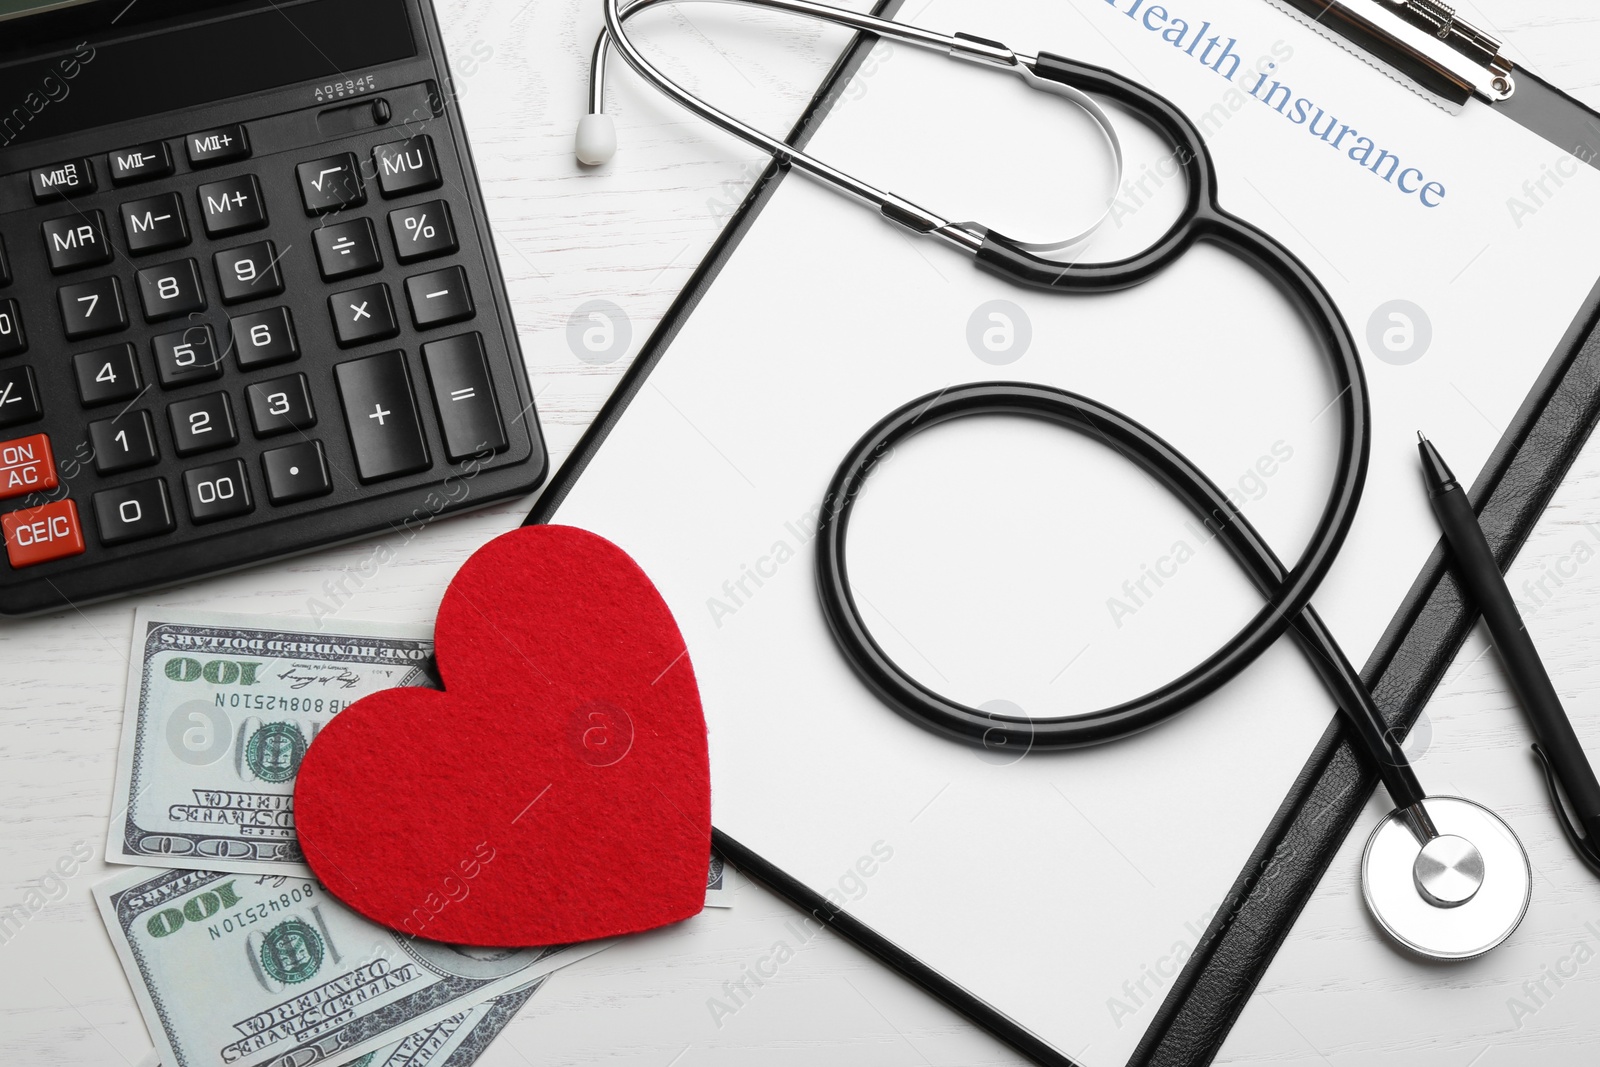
[214,693,351,714]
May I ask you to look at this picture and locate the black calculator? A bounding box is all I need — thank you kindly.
[0,0,546,616]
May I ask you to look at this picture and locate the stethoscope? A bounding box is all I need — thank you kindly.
[579,0,1532,961]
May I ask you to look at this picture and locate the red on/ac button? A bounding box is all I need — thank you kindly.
[0,433,59,501]
[3,499,85,569]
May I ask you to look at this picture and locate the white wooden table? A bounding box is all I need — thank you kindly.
[3,2,1600,1065]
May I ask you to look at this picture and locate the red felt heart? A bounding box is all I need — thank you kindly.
[293,525,710,946]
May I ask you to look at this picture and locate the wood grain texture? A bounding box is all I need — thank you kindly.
[1,2,1598,1065]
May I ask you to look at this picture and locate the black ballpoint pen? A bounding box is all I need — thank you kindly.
[1419,432,1600,874]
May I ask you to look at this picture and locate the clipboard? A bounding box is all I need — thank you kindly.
[530,2,1600,1063]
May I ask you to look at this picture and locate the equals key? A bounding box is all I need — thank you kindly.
[422,334,507,462]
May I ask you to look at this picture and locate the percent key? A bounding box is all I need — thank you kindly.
[390,200,458,263]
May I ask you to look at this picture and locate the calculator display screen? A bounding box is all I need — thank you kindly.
[0,0,416,149]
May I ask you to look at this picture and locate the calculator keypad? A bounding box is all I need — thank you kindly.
[0,81,544,614]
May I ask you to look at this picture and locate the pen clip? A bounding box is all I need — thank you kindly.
[1533,743,1600,877]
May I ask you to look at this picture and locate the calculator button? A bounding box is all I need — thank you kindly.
[246,373,316,436]
[422,334,507,461]
[297,153,366,214]
[168,392,237,456]
[197,175,267,237]
[93,478,175,545]
[136,259,207,321]
[405,267,474,329]
[373,136,442,197]
[109,141,174,186]
[0,365,43,428]
[214,242,285,304]
[187,124,250,168]
[0,235,10,286]
[2,500,85,568]
[183,458,253,523]
[152,324,223,388]
[89,409,159,473]
[335,351,430,481]
[0,299,25,357]
[30,159,95,202]
[262,441,333,504]
[227,306,298,369]
[42,210,113,273]
[389,201,457,263]
[121,193,190,255]
[73,343,141,406]
[58,276,127,339]
[0,433,57,500]
[313,218,382,280]
[329,283,398,346]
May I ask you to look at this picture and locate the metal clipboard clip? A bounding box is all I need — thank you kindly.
[1270,0,1514,111]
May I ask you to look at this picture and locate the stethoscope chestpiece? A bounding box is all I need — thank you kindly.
[1361,796,1531,961]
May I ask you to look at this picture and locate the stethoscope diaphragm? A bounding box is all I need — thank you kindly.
[1362,796,1531,960]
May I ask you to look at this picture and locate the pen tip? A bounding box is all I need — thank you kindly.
[1417,430,1428,442]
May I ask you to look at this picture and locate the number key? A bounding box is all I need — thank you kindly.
[183,458,253,523]
[227,306,298,369]
[0,299,26,357]
[88,409,158,473]
[92,478,175,545]
[246,373,316,437]
[214,241,284,304]
[167,392,237,456]
[152,324,223,388]
[58,276,127,339]
[73,343,141,406]
[136,259,206,321]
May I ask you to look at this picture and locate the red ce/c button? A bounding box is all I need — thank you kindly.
[3,499,85,569]
[0,433,57,501]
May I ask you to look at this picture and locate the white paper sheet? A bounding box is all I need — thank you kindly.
[550,1,1600,1061]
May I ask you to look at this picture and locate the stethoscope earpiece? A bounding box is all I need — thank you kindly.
[575,112,618,166]
[1362,797,1531,961]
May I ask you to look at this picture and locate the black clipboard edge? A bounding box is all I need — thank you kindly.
[1133,87,1600,1059]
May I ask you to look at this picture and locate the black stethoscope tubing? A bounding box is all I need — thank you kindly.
[814,54,1429,813]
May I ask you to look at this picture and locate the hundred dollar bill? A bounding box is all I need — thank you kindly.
[131,980,545,1067]
[108,608,735,905]
[94,866,598,1067]
[108,609,435,875]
